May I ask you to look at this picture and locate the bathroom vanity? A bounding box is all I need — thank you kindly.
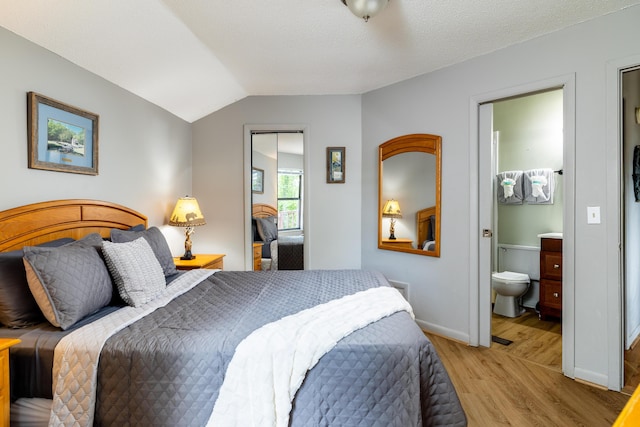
[539,234,563,320]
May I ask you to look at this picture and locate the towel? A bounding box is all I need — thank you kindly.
[496,171,524,204]
[524,168,554,204]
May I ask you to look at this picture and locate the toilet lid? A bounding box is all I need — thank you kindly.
[492,271,530,283]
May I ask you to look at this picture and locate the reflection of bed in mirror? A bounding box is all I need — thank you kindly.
[417,206,437,251]
[252,204,304,270]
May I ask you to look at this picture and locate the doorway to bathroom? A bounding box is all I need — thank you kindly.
[488,89,565,371]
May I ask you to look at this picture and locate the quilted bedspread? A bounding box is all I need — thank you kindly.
[70,269,464,426]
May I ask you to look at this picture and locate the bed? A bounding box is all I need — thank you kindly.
[2,199,466,426]
[417,206,437,252]
[252,203,304,270]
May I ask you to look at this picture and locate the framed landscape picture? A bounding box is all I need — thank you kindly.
[252,167,264,193]
[327,146,345,183]
[27,92,99,175]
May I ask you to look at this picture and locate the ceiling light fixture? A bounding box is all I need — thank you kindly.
[341,0,390,22]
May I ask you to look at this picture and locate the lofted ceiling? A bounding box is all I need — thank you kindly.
[1,0,639,123]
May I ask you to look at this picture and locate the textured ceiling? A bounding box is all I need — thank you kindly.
[1,0,639,122]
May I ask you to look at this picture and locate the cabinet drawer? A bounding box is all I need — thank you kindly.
[541,238,562,252]
[540,279,562,310]
[541,252,562,280]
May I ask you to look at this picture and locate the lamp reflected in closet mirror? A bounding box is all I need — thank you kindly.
[378,134,441,257]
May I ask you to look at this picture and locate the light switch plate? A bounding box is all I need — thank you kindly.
[587,206,601,224]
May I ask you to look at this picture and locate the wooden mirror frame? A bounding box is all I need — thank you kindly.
[378,134,442,257]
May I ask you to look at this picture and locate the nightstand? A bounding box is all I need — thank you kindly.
[173,254,225,271]
[381,238,414,249]
[253,242,263,271]
[1,338,20,426]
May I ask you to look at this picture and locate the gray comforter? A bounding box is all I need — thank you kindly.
[93,269,465,426]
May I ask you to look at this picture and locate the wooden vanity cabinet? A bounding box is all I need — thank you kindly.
[539,238,562,320]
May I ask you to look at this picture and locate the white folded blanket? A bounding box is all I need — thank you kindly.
[208,286,413,427]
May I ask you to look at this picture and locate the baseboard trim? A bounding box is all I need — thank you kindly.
[416,319,470,344]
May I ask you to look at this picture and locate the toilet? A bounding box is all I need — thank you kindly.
[492,271,530,317]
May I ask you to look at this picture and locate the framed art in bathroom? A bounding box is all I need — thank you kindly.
[27,92,99,175]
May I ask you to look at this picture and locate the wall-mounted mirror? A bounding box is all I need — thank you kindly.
[378,134,441,257]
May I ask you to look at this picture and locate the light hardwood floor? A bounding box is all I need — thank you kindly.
[491,309,562,372]
[425,312,630,426]
[490,308,640,394]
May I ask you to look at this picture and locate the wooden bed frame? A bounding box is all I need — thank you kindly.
[416,206,437,249]
[0,199,147,252]
[252,203,277,219]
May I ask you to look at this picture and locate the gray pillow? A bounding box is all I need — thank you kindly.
[256,217,278,244]
[22,234,113,330]
[0,238,74,328]
[110,226,177,277]
[102,237,166,307]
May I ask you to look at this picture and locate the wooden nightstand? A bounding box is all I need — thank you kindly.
[253,243,263,271]
[381,238,414,249]
[173,254,225,271]
[1,338,20,426]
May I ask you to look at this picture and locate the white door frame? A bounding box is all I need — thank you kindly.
[469,74,577,379]
[243,124,310,271]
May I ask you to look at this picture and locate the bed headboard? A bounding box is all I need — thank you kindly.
[252,203,277,218]
[416,206,436,248]
[0,199,147,252]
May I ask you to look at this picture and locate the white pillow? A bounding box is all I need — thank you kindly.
[102,237,166,307]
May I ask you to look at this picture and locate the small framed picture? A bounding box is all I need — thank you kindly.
[327,147,345,184]
[252,167,264,193]
[27,92,99,175]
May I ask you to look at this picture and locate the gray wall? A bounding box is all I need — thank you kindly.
[0,26,192,253]
[192,96,362,271]
[361,5,640,387]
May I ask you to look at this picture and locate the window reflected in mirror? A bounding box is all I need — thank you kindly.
[378,134,441,257]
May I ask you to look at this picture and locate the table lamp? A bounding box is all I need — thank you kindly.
[169,196,206,260]
[382,199,402,240]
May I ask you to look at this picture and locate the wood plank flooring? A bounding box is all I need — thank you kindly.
[426,332,629,426]
[624,337,640,395]
[424,309,631,426]
[490,309,562,372]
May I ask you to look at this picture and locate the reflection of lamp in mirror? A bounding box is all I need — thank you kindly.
[169,196,206,260]
[382,199,402,240]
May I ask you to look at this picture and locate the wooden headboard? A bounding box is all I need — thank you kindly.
[252,203,277,218]
[416,206,436,247]
[0,199,147,252]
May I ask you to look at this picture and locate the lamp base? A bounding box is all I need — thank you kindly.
[180,251,196,260]
[388,234,397,240]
